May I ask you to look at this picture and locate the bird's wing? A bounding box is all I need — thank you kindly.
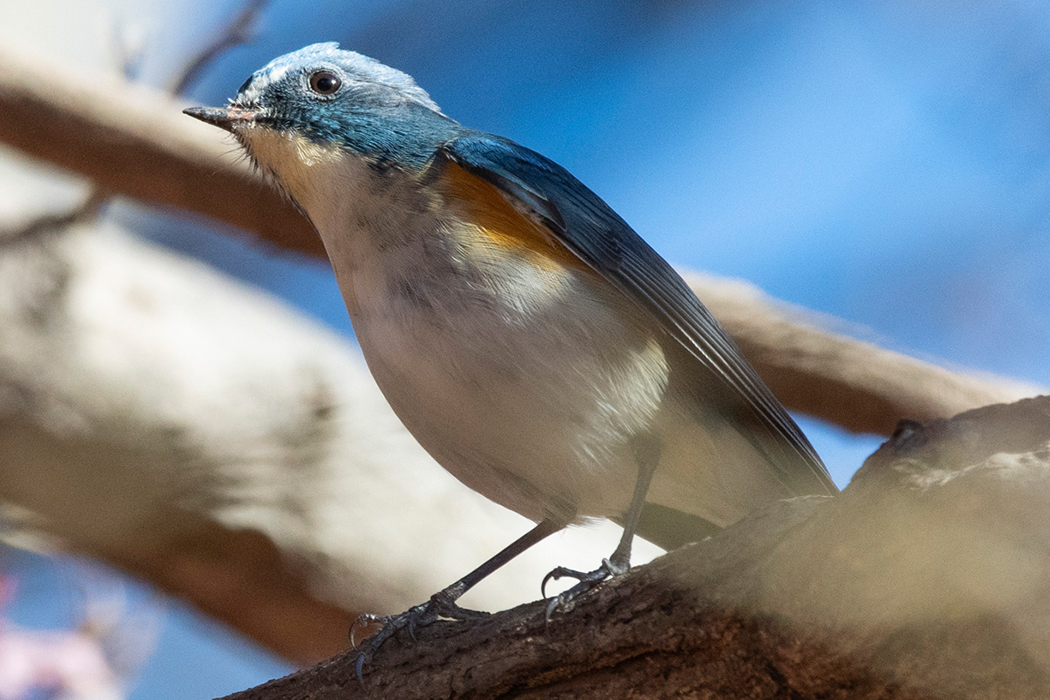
[438,132,836,497]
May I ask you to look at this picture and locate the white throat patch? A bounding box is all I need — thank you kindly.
[237,126,349,210]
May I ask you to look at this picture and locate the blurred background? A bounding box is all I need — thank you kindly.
[1,0,1048,697]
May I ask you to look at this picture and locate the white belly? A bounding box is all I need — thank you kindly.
[239,119,790,530]
[340,233,670,523]
[310,174,785,528]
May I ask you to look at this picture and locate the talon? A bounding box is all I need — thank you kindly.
[540,558,629,620]
[544,596,560,623]
[540,569,559,598]
[355,652,367,686]
[348,597,486,678]
[541,565,586,598]
[349,613,381,648]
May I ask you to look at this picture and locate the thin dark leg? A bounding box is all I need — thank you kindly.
[353,518,564,679]
[609,434,661,568]
[542,434,661,618]
[432,517,565,605]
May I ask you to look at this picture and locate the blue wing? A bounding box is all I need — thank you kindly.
[439,132,836,497]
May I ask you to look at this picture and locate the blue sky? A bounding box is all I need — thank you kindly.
[25,0,1049,697]
[167,0,1050,388]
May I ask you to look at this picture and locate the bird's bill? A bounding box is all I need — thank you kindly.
[183,105,261,132]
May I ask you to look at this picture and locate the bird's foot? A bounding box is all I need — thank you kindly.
[541,557,628,621]
[350,590,488,682]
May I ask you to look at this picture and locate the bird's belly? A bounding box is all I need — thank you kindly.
[348,258,670,523]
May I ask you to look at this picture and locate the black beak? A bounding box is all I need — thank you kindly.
[184,105,259,133]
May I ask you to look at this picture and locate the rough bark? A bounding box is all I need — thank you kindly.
[223,396,1050,699]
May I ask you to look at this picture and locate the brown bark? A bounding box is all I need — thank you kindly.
[224,396,1050,699]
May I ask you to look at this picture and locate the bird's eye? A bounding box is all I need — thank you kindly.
[309,70,342,95]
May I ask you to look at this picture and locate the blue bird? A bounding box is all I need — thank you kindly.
[186,42,836,668]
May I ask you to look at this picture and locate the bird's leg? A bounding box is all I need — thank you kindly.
[542,434,660,620]
[352,517,563,679]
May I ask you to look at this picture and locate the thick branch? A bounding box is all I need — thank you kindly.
[227,396,1050,699]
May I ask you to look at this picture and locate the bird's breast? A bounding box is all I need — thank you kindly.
[259,141,800,529]
[336,206,670,521]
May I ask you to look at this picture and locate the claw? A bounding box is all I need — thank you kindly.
[354,653,367,687]
[349,598,487,682]
[541,565,581,598]
[349,621,360,649]
[544,596,561,623]
[541,558,628,621]
[349,613,383,649]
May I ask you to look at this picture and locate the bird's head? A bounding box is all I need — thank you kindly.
[186,43,459,204]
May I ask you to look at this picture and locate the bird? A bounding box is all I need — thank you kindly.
[186,42,837,668]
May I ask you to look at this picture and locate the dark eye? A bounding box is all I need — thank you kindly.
[309,70,341,95]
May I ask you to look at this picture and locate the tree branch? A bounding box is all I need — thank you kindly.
[0,45,320,256]
[169,0,270,96]
[225,396,1050,699]
[684,273,1037,434]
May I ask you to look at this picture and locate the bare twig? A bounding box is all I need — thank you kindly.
[0,190,107,247]
[109,22,145,82]
[0,0,274,249]
[169,0,271,97]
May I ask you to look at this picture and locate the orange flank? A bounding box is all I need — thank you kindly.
[437,161,590,272]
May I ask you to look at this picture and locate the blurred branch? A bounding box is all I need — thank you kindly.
[684,273,1038,434]
[0,44,321,256]
[169,0,270,96]
[63,0,272,232]
[0,190,106,247]
[0,222,633,663]
[0,42,1039,438]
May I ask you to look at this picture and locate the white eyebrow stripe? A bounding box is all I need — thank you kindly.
[242,63,294,102]
[265,64,293,84]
